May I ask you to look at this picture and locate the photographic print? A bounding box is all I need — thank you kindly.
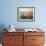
[17,7,35,22]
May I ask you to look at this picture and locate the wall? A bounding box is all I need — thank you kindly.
[0,0,46,29]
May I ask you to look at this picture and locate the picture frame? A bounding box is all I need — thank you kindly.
[17,7,35,22]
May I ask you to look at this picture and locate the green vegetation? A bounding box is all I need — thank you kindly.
[20,15,33,19]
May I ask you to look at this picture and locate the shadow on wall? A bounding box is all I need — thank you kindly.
[0,24,7,43]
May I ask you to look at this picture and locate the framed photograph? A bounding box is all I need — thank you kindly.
[17,7,35,22]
